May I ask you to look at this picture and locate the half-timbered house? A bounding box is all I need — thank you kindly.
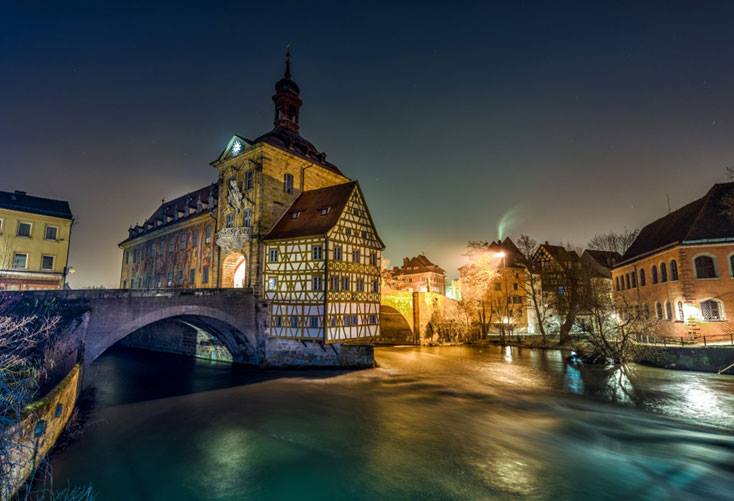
[263,181,384,343]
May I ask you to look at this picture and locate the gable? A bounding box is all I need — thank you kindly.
[326,186,384,249]
[213,135,249,164]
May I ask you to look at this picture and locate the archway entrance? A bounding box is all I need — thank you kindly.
[222,252,246,288]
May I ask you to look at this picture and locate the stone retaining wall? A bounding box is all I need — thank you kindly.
[635,346,734,374]
[264,338,374,368]
[3,365,81,499]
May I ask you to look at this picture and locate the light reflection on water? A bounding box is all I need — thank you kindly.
[51,345,734,500]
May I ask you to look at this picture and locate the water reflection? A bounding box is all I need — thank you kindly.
[51,345,734,500]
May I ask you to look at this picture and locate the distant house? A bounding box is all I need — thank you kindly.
[389,254,446,294]
[613,182,734,339]
[459,237,531,334]
[0,190,73,290]
[534,243,582,294]
[582,249,623,276]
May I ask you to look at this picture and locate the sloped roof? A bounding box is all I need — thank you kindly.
[251,127,344,176]
[395,255,446,275]
[620,182,734,264]
[584,249,622,269]
[120,184,217,245]
[539,243,580,265]
[0,190,72,220]
[264,182,357,240]
[488,237,525,267]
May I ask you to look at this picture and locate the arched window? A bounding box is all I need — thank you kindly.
[694,255,717,279]
[615,276,621,291]
[639,268,646,286]
[651,265,658,284]
[730,254,734,277]
[660,262,668,282]
[670,260,678,281]
[625,273,631,289]
[677,301,684,321]
[655,302,663,320]
[665,301,672,320]
[631,271,637,288]
[700,299,724,321]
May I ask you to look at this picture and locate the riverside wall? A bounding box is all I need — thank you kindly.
[4,365,81,499]
[635,346,734,374]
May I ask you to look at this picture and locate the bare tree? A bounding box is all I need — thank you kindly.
[517,235,549,343]
[0,294,61,499]
[587,229,639,255]
[460,241,502,340]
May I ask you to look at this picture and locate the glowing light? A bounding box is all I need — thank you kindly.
[683,303,701,321]
[495,251,506,259]
[231,141,242,154]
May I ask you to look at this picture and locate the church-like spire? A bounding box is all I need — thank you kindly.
[284,46,292,79]
[273,47,302,133]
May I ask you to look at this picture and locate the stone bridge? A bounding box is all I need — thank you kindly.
[6,288,373,373]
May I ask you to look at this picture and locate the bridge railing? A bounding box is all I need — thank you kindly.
[5,287,256,300]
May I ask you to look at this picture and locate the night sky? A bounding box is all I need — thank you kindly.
[3,1,734,287]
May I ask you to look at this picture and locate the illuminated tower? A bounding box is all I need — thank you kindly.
[272,48,302,133]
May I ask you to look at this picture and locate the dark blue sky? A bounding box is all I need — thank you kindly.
[2,1,734,286]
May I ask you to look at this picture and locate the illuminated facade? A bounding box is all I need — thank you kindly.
[263,182,384,342]
[459,237,531,334]
[0,190,73,290]
[388,255,446,294]
[612,182,734,340]
[119,52,384,343]
[119,185,219,289]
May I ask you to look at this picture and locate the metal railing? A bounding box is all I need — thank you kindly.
[635,333,734,348]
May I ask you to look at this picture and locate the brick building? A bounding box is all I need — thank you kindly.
[612,182,734,339]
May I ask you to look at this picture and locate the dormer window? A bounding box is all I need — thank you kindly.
[319,206,331,216]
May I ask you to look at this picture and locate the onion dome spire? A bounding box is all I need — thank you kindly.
[273,46,302,132]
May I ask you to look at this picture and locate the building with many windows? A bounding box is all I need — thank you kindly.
[263,182,383,342]
[119,184,219,289]
[387,254,446,294]
[612,182,734,339]
[0,190,73,290]
[119,52,384,344]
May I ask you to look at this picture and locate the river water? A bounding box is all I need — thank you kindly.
[51,345,734,500]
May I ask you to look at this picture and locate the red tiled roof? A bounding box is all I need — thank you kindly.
[395,255,446,275]
[264,182,357,240]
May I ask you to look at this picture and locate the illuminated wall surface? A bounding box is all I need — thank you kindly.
[613,243,734,339]
[0,207,72,290]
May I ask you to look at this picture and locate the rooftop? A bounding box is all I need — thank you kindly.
[264,181,357,240]
[120,184,218,245]
[620,182,734,264]
[0,190,73,220]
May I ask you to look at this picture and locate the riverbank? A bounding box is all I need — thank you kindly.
[4,365,81,498]
[636,345,734,374]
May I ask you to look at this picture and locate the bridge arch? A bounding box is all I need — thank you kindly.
[84,304,259,367]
